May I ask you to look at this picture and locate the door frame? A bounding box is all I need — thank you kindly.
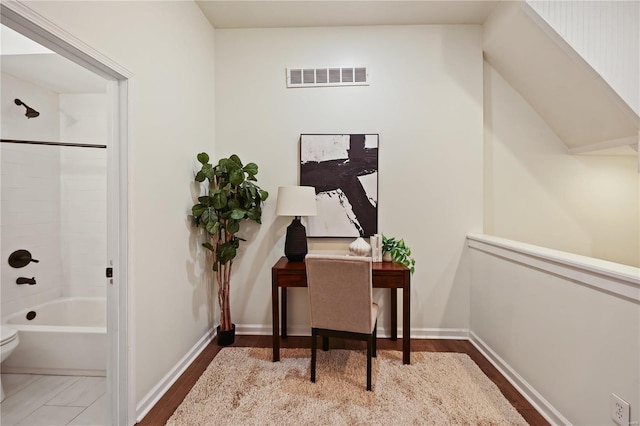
[0,2,133,424]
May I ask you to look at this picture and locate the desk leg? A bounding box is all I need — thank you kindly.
[403,283,411,365]
[390,288,397,341]
[281,287,288,339]
[272,280,280,362]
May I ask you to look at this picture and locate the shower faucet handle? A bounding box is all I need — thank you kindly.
[16,277,37,285]
[8,250,39,268]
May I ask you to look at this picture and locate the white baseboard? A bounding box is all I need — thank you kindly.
[135,329,215,423]
[411,327,469,339]
[469,331,569,426]
[235,323,273,335]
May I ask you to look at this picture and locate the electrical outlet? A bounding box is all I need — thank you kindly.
[611,393,630,426]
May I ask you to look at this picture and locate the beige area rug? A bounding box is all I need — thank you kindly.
[167,348,528,425]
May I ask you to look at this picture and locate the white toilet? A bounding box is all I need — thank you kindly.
[1,325,20,402]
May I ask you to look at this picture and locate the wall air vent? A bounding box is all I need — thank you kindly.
[287,67,369,88]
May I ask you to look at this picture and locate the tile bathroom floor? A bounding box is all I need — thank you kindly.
[0,374,105,426]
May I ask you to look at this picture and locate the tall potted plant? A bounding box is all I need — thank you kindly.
[191,152,268,345]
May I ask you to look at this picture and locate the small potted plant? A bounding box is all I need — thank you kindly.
[191,152,268,345]
[382,235,416,274]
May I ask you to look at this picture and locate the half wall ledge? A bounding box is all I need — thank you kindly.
[466,233,640,303]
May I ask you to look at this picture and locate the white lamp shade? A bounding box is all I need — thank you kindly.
[276,186,317,217]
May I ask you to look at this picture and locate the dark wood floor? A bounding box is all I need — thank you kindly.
[137,336,549,426]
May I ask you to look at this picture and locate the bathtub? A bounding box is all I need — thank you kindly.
[2,297,106,376]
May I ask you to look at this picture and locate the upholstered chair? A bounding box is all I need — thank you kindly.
[305,254,379,391]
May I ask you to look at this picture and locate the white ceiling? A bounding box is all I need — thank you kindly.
[196,0,501,28]
[1,24,106,94]
[1,1,500,93]
[1,53,107,94]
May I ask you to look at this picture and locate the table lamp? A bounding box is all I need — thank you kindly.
[276,186,317,261]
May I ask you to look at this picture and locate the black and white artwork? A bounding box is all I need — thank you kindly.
[300,134,378,237]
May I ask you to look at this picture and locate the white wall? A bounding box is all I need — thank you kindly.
[469,237,640,426]
[215,25,484,336]
[1,72,63,316]
[484,61,639,267]
[25,0,217,406]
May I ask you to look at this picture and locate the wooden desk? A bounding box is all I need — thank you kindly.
[271,256,411,364]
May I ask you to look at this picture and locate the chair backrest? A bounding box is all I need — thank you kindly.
[305,254,373,334]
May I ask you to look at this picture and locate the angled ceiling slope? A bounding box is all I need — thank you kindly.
[483,1,639,155]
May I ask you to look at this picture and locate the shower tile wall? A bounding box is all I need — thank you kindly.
[1,75,107,317]
[1,73,63,316]
[1,73,60,142]
[1,143,64,315]
[60,148,107,297]
[59,93,107,297]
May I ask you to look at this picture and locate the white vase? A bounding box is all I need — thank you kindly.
[349,237,371,256]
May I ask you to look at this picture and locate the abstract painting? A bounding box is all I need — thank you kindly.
[300,134,378,237]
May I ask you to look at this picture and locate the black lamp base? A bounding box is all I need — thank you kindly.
[284,217,308,262]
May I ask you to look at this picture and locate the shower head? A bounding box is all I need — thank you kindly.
[14,99,40,119]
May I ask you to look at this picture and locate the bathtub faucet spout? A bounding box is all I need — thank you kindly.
[16,277,36,285]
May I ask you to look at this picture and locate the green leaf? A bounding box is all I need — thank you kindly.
[247,206,261,221]
[218,242,237,264]
[205,220,219,235]
[197,152,209,165]
[202,164,215,181]
[192,204,205,217]
[200,209,210,223]
[195,171,206,182]
[229,154,242,168]
[259,190,269,201]
[227,199,240,210]
[230,209,246,220]
[202,242,214,252]
[200,207,218,224]
[247,185,257,199]
[229,169,244,185]
[227,220,240,234]
[212,193,227,209]
[243,162,258,176]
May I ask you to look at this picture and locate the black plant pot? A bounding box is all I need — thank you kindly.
[216,323,236,346]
